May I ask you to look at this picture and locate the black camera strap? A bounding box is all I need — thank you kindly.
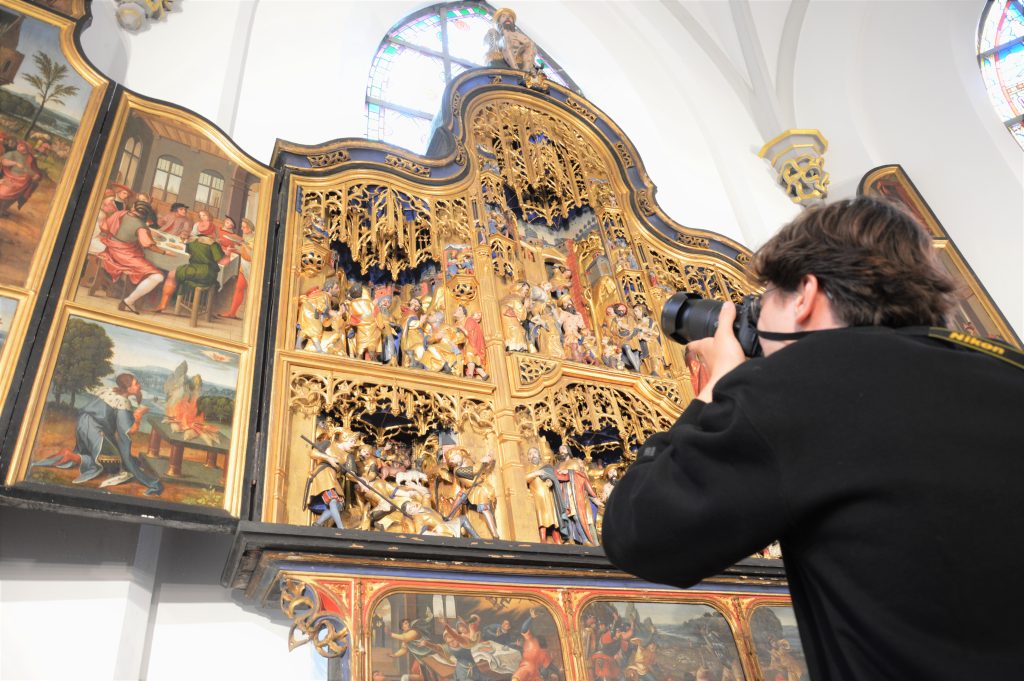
[898,326,1024,371]
[756,326,1023,370]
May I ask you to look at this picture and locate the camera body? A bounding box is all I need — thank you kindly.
[659,292,763,358]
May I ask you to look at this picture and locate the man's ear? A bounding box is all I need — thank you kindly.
[793,274,821,325]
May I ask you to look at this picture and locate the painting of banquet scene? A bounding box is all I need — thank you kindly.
[578,600,744,681]
[0,6,93,288]
[75,108,262,343]
[369,591,565,680]
[25,314,240,508]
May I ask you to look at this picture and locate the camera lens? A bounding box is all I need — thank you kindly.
[660,292,723,345]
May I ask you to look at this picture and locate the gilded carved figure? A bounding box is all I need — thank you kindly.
[524,446,565,544]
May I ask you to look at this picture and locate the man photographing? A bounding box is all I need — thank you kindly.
[602,197,1024,679]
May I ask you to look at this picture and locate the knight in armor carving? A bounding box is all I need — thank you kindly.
[500,281,531,352]
[486,8,539,73]
[302,426,360,529]
[440,447,499,539]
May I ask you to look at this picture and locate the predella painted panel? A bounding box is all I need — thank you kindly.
[578,600,744,681]
[370,591,565,681]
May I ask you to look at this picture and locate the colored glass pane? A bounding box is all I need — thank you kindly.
[997,1,1024,46]
[446,13,495,64]
[980,0,1010,52]
[995,42,1024,118]
[379,107,433,153]
[392,12,443,51]
[1010,120,1024,145]
[981,54,1018,119]
[376,45,446,114]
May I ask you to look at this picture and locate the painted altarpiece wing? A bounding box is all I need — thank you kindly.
[859,164,1022,348]
[262,70,760,549]
[0,0,107,423]
[4,92,275,518]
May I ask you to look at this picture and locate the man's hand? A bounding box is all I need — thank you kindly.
[686,301,747,403]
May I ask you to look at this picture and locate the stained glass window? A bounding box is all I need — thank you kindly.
[979,0,1024,149]
[366,2,578,154]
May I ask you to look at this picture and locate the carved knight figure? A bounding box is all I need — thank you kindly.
[441,448,499,539]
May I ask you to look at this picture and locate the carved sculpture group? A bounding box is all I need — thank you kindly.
[303,421,621,546]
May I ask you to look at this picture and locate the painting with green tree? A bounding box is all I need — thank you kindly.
[27,314,241,508]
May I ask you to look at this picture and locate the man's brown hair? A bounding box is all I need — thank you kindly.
[752,197,958,327]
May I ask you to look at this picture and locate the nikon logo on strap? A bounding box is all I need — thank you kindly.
[925,327,1024,370]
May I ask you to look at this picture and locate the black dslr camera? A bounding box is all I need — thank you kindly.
[659,292,763,358]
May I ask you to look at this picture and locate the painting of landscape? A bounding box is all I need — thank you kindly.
[577,600,743,681]
[749,605,809,681]
[25,314,240,508]
[0,6,93,288]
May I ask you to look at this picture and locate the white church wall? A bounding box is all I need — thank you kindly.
[0,506,139,679]
[796,0,1024,333]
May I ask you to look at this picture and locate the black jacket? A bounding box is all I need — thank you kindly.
[603,326,1024,680]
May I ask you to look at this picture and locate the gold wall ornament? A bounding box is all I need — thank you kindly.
[758,129,830,205]
[677,234,711,250]
[280,577,350,658]
[383,154,431,177]
[289,370,495,437]
[307,149,351,168]
[565,96,597,123]
[614,142,635,169]
[516,355,560,386]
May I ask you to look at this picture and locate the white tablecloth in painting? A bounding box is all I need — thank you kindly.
[147,233,240,291]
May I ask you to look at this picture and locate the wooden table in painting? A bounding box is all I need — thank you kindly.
[145,415,230,478]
